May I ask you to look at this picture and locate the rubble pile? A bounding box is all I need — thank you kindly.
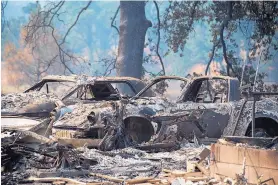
[1,92,59,112]
[1,142,97,184]
[82,143,204,176]
[2,131,278,185]
[1,140,207,184]
[2,75,278,184]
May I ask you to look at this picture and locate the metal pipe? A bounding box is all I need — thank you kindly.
[253,50,262,92]
[252,98,256,137]
[240,55,247,87]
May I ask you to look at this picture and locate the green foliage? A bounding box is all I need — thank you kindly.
[163,1,277,85]
[163,1,208,53]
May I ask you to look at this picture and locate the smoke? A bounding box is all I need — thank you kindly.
[188,61,221,75]
[240,49,247,61]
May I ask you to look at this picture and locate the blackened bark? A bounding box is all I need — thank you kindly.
[116,1,152,79]
[205,42,219,75]
[220,1,235,76]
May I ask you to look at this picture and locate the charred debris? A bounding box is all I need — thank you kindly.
[2,135,278,184]
[1,75,278,184]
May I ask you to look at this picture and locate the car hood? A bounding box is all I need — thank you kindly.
[1,101,57,119]
[53,101,118,128]
[53,97,174,129]
[126,97,174,116]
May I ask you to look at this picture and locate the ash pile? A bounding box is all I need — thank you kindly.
[1,131,205,185]
[1,92,59,112]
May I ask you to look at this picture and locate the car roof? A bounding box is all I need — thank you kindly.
[42,75,144,83]
[25,75,146,94]
[150,75,189,82]
[190,75,238,81]
[41,75,78,82]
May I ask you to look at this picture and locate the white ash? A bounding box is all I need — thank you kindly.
[1,91,59,112]
[80,145,205,178]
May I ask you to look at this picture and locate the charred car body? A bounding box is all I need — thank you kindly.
[1,75,148,133]
[52,76,278,150]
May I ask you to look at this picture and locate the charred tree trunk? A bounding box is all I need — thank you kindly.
[116,1,152,79]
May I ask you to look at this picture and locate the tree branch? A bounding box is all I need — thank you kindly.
[205,41,220,75]
[102,58,117,76]
[163,1,199,53]
[1,1,8,33]
[111,6,120,35]
[154,1,165,76]
[219,1,237,78]
[25,1,92,74]
[60,1,91,46]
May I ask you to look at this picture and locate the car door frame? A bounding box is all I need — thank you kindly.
[176,76,235,138]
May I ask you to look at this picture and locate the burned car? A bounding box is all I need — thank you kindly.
[1,75,76,132]
[1,75,148,133]
[51,76,188,149]
[126,76,278,141]
[52,75,278,150]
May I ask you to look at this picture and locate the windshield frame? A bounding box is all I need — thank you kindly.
[24,79,76,93]
[61,80,139,100]
[132,76,189,100]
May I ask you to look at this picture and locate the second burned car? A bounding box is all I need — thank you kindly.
[1,75,149,138]
[52,76,278,150]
